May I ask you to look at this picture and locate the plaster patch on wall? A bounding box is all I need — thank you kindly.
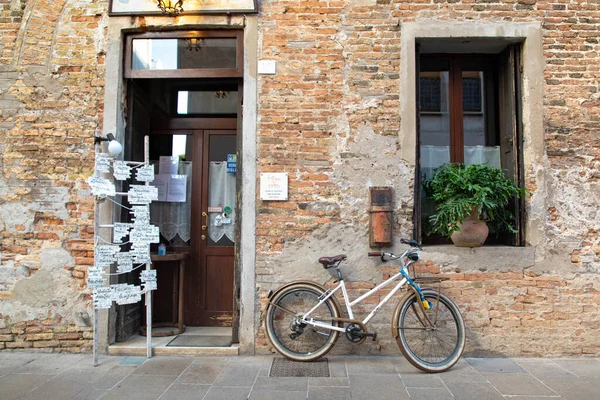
[1,246,90,326]
[0,201,35,231]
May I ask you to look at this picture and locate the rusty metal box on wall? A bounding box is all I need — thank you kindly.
[369,187,393,247]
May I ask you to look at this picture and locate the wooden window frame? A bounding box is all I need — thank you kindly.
[124,30,244,79]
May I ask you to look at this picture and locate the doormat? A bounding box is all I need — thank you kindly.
[167,335,232,347]
[269,357,329,377]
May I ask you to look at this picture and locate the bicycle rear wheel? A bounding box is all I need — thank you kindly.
[265,283,340,362]
[395,289,465,373]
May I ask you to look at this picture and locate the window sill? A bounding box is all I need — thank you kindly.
[422,245,535,272]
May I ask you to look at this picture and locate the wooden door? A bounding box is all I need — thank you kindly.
[198,130,236,326]
[149,119,236,327]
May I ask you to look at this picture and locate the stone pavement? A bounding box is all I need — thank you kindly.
[0,353,599,400]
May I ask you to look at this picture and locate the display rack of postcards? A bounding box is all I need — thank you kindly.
[87,136,158,366]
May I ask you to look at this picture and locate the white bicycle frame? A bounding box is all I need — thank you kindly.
[301,250,418,333]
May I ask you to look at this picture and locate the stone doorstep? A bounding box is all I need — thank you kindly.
[107,343,239,357]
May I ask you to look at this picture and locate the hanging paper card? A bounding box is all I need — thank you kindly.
[95,245,119,266]
[159,156,179,174]
[151,174,169,201]
[128,185,158,204]
[140,270,157,291]
[113,284,143,305]
[136,165,155,182]
[167,175,187,202]
[87,267,105,289]
[116,252,133,273]
[95,153,112,173]
[86,175,116,197]
[131,243,151,264]
[113,160,132,180]
[93,287,113,309]
[113,222,130,242]
[131,206,150,227]
[130,225,160,244]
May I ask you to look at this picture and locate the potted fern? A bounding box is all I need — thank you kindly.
[422,163,527,247]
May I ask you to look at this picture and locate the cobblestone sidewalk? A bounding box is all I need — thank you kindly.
[0,353,599,399]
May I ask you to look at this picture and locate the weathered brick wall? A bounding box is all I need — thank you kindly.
[256,0,600,357]
[0,0,107,351]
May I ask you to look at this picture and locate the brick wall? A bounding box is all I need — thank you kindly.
[255,0,600,356]
[0,0,107,352]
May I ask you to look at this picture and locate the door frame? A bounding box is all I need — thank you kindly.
[102,20,258,354]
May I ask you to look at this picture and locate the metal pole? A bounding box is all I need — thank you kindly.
[93,144,100,367]
[144,135,152,358]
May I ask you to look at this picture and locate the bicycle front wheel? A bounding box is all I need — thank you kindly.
[265,283,340,362]
[395,289,465,373]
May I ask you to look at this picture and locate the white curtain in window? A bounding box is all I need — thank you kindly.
[420,145,501,180]
[150,162,192,242]
[208,162,236,243]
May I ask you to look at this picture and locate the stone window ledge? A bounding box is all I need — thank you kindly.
[421,245,536,272]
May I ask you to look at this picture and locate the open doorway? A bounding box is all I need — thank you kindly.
[112,30,243,350]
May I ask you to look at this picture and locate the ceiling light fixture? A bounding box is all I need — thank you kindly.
[157,0,184,15]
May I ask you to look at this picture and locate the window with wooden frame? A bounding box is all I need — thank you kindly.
[124,30,244,79]
[416,47,525,245]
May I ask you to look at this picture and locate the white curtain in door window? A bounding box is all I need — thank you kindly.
[150,162,192,242]
[420,145,501,180]
[208,162,236,243]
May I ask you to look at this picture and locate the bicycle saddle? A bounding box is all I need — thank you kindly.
[318,255,347,267]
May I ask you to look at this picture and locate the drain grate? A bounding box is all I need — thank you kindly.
[269,357,330,377]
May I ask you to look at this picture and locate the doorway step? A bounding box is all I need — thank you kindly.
[108,327,238,356]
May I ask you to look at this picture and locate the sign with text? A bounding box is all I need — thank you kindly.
[95,153,112,173]
[136,165,155,182]
[260,173,289,201]
[113,161,132,180]
[128,185,158,204]
[87,267,105,289]
[95,245,120,267]
[86,175,116,197]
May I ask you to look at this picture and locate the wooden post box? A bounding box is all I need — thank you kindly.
[369,187,393,247]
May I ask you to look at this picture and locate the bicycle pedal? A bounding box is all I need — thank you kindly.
[371,332,378,341]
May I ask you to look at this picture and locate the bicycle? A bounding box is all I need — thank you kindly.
[264,239,466,373]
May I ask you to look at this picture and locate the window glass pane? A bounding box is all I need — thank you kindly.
[419,71,450,181]
[462,71,500,168]
[149,134,193,247]
[132,38,237,70]
[177,91,238,115]
[207,135,237,247]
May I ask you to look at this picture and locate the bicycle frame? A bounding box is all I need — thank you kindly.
[301,260,415,333]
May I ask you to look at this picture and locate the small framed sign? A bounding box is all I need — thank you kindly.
[109,0,258,16]
[260,173,288,201]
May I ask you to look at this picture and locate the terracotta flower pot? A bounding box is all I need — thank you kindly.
[450,208,489,247]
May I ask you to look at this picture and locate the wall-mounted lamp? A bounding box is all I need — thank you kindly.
[157,0,184,15]
[94,133,123,156]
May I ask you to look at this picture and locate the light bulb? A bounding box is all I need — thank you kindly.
[107,140,123,156]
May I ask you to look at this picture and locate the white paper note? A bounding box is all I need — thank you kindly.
[136,165,155,182]
[113,160,132,180]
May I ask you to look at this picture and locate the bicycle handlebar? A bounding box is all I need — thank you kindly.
[368,252,382,257]
[400,238,423,250]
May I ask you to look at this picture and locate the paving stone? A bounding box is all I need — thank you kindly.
[212,364,262,387]
[483,372,557,396]
[158,383,211,400]
[406,387,455,399]
[193,356,231,364]
[205,386,252,400]
[553,359,600,383]
[309,377,350,387]
[541,378,600,400]
[514,359,579,381]
[132,356,193,376]
[249,389,307,400]
[349,374,409,399]
[13,354,86,375]
[466,357,527,373]
[175,363,223,385]
[436,360,487,382]
[308,386,352,399]
[253,376,309,391]
[0,373,53,400]
[70,387,109,400]
[20,373,93,400]
[327,356,348,377]
[92,365,137,390]
[345,356,398,375]
[101,374,176,400]
[444,381,505,400]
[400,373,446,388]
